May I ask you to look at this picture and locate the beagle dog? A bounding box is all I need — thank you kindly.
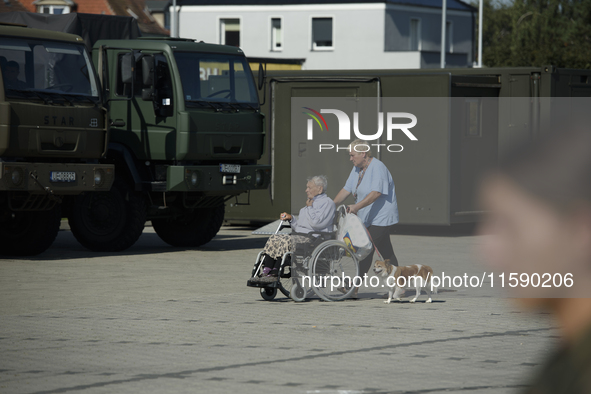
[373,260,436,304]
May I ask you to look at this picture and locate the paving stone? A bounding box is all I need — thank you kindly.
[0,225,556,394]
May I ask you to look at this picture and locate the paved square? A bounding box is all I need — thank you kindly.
[0,224,556,394]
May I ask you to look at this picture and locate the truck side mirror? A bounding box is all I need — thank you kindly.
[257,63,266,106]
[141,56,155,86]
[141,87,154,101]
[257,63,266,90]
[120,53,134,84]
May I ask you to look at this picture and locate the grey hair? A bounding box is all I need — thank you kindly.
[307,175,328,193]
[349,139,373,158]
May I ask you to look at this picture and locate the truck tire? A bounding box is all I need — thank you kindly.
[0,206,61,256]
[152,205,224,247]
[68,180,146,252]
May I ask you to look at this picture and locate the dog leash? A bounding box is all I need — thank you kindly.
[365,229,384,261]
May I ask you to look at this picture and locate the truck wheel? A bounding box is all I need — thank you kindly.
[0,206,61,256]
[152,205,224,247]
[68,180,146,252]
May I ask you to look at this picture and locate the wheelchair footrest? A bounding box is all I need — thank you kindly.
[247,278,279,288]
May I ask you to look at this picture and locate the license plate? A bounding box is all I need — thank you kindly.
[219,164,241,174]
[50,171,76,182]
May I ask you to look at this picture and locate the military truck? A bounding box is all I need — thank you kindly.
[65,38,271,252]
[0,24,114,256]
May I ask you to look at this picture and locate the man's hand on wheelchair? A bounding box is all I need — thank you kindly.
[280,212,292,221]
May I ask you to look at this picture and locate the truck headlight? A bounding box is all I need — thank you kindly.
[255,170,264,186]
[191,171,199,186]
[94,169,104,186]
[11,168,24,186]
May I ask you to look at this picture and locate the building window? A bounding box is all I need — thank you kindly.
[446,21,453,53]
[39,5,69,14]
[220,19,240,47]
[312,17,333,50]
[410,18,421,51]
[271,18,282,51]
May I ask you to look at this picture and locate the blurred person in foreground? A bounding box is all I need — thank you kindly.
[479,128,591,394]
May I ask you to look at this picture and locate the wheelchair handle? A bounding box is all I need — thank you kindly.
[275,220,291,234]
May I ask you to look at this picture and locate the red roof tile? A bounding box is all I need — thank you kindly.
[0,0,29,13]
[1,0,167,35]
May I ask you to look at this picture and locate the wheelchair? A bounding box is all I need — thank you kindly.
[247,205,360,302]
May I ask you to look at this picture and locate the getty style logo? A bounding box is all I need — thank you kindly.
[302,107,329,136]
[303,107,418,153]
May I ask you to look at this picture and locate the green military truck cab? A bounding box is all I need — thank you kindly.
[71,38,271,251]
[0,24,114,255]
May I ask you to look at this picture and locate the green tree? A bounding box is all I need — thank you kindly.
[475,0,591,68]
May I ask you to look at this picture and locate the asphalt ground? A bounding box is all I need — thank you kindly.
[0,223,557,394]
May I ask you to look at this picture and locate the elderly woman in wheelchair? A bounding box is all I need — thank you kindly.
[249,175,362,302]
[250,175,335,281]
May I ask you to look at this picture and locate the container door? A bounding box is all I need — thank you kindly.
[450,76,500,223]
[497,74,532,158]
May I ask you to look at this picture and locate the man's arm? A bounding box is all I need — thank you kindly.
[333,188,351,206]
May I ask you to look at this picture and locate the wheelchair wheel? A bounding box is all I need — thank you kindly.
[290,280,307,302]
[260,287,277,301]
[278,265,293,297]
[308,240,359,302]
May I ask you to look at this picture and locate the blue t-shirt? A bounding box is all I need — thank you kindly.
[344,158,399,227]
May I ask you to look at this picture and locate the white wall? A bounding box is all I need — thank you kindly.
[177,4,422,70]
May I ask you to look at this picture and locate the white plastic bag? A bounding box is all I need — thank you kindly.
[337,210,373,260]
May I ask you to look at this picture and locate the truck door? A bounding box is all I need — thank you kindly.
[111,51,176,161]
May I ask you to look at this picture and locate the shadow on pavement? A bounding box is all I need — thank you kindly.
[392,223,478,237]
[9,228,268,261]
[233,220,479,238]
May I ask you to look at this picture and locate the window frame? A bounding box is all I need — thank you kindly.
[270,16,283,52]
[0,37,99,98]
[173,51,260,106]
[409,17,422,51]
[38,5,70,14]
[446,20,454,53]
[310,16,335,51]
[219,17,242,47]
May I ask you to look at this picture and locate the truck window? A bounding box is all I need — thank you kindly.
[0,38,98,98]
[153,53,173,117]
[173,52,258,106]
[115,52,173,117]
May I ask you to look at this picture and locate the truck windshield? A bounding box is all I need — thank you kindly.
[0,37,99,100]
[173,52,258,107]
